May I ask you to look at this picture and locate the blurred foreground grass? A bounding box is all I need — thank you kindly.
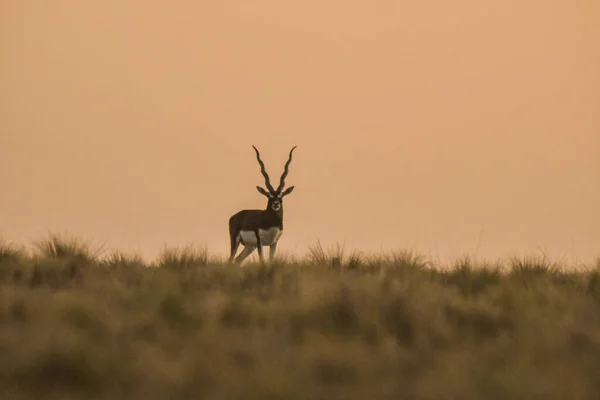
[1,234,600,399]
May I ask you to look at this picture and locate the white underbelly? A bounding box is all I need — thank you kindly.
[238,227,282,246]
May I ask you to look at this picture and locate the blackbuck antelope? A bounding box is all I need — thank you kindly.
[228,145,297,264]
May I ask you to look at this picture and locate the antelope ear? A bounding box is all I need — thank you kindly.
[256,186,271,197]
[281,186,295,196]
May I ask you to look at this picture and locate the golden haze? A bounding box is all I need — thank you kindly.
[1,0,598,262]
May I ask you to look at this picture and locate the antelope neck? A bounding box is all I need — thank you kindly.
[265,207,284,227]
[266,206,283,219]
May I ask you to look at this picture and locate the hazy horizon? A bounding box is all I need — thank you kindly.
[1,1,598,263]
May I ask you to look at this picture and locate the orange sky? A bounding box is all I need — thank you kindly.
[1,1,598,263]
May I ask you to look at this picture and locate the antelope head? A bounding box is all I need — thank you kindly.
[252,145,297,213]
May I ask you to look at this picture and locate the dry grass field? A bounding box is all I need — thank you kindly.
[0,234,599,400]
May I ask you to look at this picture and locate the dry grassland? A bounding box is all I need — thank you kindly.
[0,234,599,399]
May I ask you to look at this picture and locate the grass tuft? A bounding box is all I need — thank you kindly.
[384,249,431,270]
[307,240,363,269]
[102,250,146,267]
[0,238,27,261]
[155,244,208,270]
[32,232,104,263]
[509,254,562,275]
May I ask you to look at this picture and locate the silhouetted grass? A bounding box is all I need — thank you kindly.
[307,240,363,268]
[0,238,26,262]
[0,233,598,399]
[155,244,209,270]
[101,250,146,268]
[33,232,105,263]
